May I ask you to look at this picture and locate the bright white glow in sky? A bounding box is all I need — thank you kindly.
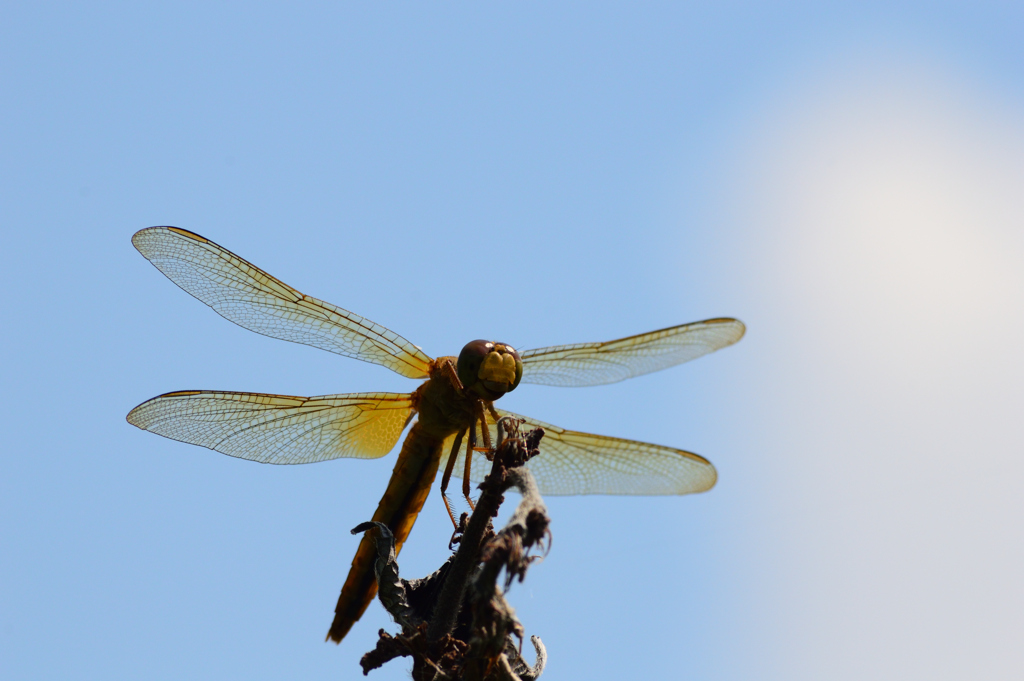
[730,59,1024,679]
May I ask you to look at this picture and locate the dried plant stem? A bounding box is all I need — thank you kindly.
[354,425,549,680]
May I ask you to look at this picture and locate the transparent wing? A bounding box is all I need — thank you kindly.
[132,227,433,379]
[519,318,745,387]
[127,391,415,464]
[440,409,716,496]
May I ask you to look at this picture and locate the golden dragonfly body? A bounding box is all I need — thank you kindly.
[126,227,744,643]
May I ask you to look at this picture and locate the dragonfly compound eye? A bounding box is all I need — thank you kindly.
[457,340,522,399]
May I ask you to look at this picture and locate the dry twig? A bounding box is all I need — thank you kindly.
[354,422,549,680]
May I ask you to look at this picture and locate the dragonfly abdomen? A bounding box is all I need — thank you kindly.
[326,418,449,643]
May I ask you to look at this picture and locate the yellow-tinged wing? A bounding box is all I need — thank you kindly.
[519,317,745,387]
[132,227,432,379]
[440,409,716,496]
[127,391,414,464]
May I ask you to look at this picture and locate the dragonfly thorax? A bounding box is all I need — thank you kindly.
[456,340,523,400]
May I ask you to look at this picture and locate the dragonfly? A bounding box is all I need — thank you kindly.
[126,226,745,644]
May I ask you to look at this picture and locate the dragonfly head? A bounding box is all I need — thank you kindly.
[457,340,523,400]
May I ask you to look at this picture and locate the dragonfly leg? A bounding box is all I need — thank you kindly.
[474,401,495,462]
[485,400,500,423]
[440,428,466,529]
[477,401,492,450]
[448,512,469,551]
[463,421,477,510]
[441,358,464,392]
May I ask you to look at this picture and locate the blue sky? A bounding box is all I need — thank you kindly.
[2,3,1022,679]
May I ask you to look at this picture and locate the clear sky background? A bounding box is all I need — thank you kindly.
[2,3,1022,679]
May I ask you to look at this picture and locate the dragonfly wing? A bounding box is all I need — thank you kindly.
[127,391,415,464]
[519,317,745,387]
[132,227,433,379]
[440,409,716,496]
